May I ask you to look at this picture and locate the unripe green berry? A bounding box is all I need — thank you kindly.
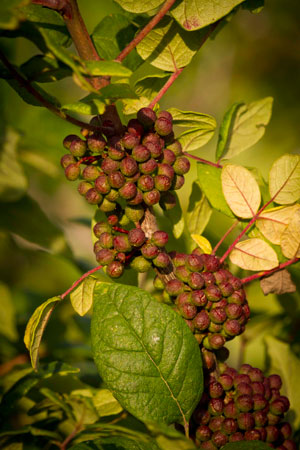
[61,154,76,168]
[153,275,164,290]
[77,181,93,195]
[98,198,116,212]
[143,189,160,205]
[106,261,124,278]
[65,163,80,180]
[82,165,100,181]
[87,133,106,153]
[132,145,151,163]
[130,256,152,273]
[125,204,145,222]
[85,188,102,204]
[105,189,119,202]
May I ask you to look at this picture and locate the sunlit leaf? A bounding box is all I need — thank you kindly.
[91,283,203,426]
[280,208,300,258]
[70,276,97,316]
[269,154,300,205]
[260,270,296,295]
[134,73,169,100]
[93,388,123,417]
[221,164,261,218]
[219,97,273,160]
[215,102,242,161]
[62,95,105,116]
[113,0,164,13]
[256,204,299,244]
[230,238,278,270]
[171,0,245,31]
[24,296,61,370]
[168,108,217,129]
[191,235,212,254]
[81,61,132,77]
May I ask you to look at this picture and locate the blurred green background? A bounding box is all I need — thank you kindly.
[0,0,299,428]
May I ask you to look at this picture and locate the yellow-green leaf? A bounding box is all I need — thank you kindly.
[24,296,61,370]
[280,208,300,258]
[256,204,299,244]
[221,164,261,218]
[70,277,97,316]
[269,154,300,204]
[93,388,123,417]
[230,238,278,271]
[191,235,212,254]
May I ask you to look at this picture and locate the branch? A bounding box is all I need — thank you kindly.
[184,152,223,169]
[60,265,103,300]
[212,220,239,255]
[241,257,299,285]
[0,49,107,131]
[115,0,177,63]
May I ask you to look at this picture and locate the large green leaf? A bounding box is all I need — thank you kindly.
[265,336,300,429]
[91,283,203,427]
[113,0,164,13]
[217,97,273,160]
[136,17,207,71]
[222,442,271,450]
[92,14,143,71]
[171,0,245,31]
[168,108,216,129]
[0,127,27,202]
[134,73,169,100]
[0,0,31,30]
[24,296,61,370]
[197,163,234,217]
[0,195,68,252]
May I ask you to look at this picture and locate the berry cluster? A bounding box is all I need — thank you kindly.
[61,107,189,214]
[193,364,296,450]
[154,249,250,351]
[93,219,170,278]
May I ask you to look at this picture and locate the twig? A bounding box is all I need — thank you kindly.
[60,265,103,300]
[59,406,85,450]
[115,0,177,63]
[184,152,223,169]
[31,0,72,18]
[241,257,299,285]
[148,20,220,109]
[0,48,103,132]
[212,220,239,255]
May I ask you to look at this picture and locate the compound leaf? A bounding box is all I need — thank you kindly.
[91,283,203,427]
[171,0,245,31]
[221,164,261,218]
[24,296,61,370]
[230,238,278,271]
[269,154,300,205]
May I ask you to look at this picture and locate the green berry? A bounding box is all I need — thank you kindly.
[61,154,76,168]
[130,256,152,272]
[105,189,119,202]
[98,198,116,212]
[87,133,106,153]
[65,164,80,180]
[77,181,93,195]
[125,204,145,222]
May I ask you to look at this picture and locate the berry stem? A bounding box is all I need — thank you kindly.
[241,257,299,285]
[184,152,223,169]
[115,0,177,63]
[148,21,220,109]
[212,220,239,255]
[113,227,129,234]
[0,48,103,132]
[60,265,103,300]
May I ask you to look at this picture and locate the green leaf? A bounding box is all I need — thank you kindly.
[165,193,185,238]
[91,283,203,427]
[230,238,279,271]
[113,0,164,13]
[24,296,61,370]
[269,154,300,205]
[185,181,212,236]
[215,102,242,161]
[0,0,31,30]
[0,373,38,418]
[242,0,264,14]
[40,387,75,420]
[62,95,106,116]
[0,127,27,202]
[93,388,123,417]
[197,163,234,217]
[171,0,245,31]
[136,17,208,71]
[100,83,138,100]
[39,361,80,378]
[0,282,18,341]
[70,276,97,316]
[218,97,273,160]
[221,164,261,218]
[20,54,71,83]
[92,14,143,71]
[134,73,169,100]
[178,127,215,152]
[81,61,132,77]
[168,108,217,129]
[265,336,300,429]
[222,442,271,450]
[0,195,68,252]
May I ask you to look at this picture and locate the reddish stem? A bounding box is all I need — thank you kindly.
[212,220,239,255]
[60,265,103,300]
[76,155,101,167]
[184,152,223,169]
[115,0,177,63]
[148,68,184,109]
[241,257,299,285]
[113,226,129,234]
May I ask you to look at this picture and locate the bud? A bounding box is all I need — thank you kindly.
[95,174,111,194]
[125,204,145,222]
[224,401,239,418]
[153,275,164,290]
[188,272,205,289]
[229,432,244,442]
[208,398,224,416]
[191,290,207,307]
[236,395,254,412]
[223,319,242,336]
[196,425,212,441]
[209,382,224,399]
[82,165,100,181]
[106,261,124,278]
[268,374,282,390]
[113,235,132,252]
[152,230,169,247]
[108,146,125,161]
[99,232,113,249]
[93,221,111,238]
[122,132,140,150]
[175,265,190,282]
[167,139,182,156]
[162,149,176,165]
[155,117,173,136]
[106,188,119,202]
[63,134,79,150]
[186,254,203,272]
[178,302,197,320]
[165,279,184,296]
[138,174,155,192]
[193,310,210,331]
[171,174,185,190]
[87,133,106,153]
[154,174,172,192]
[236,382,253,396]
[204,334,226,350]
[225,303,243,319]
[219,282,235,298]
[244,429,261,441]
[157,163,175,180]
[127,118,144,137]
[205,285,222,302]
[209,308,227,324]
[96,248,115,265]
[209,416,224,432]
[120,156,138,177]
[265,425,279,443]
[128,188,144,205]
[211,431,228,448]
[173,156,190,175]
[153,252,170,268]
